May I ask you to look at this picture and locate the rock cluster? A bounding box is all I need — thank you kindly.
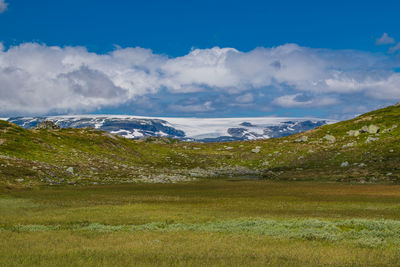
[36,121,60,130]
[365,137,379,143]
[382,125,397,133]
[360,125,380,134]
[295,136,308,142]
[348,124,380,136]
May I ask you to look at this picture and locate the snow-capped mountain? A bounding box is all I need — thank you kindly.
[5,115,333,142]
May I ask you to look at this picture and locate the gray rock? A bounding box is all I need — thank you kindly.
[251,148,261,153]
[295,136,308,142]
[368,125,380,133]
[382,124,397,133]
[360,125,380,134]
[347,130,360,137]
[342,142,356,148]
[341,161,349,167]
[324,134,336,143]
[66,167,74,174]
[365,137,379,143]
[16,178,24,182]
[360,126,369,133]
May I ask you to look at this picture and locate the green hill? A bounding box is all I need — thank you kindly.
[1,103,399,187]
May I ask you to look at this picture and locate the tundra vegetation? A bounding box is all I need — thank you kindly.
[1,103,400,266]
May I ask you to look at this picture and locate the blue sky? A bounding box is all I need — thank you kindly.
[0,0,400,118]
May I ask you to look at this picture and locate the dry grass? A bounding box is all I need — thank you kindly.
[1,231,400,266]
[1,180,400,266]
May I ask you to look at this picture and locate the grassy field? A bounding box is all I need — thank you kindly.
[2,179,400,266]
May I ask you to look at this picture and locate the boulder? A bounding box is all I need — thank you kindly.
[341,161,349,167]
[295,136,308,142]
[365,136,379,143]
[251,148,261,153]
[360,125,380,134]
[342,142,356,148]
[324,134,336,143]
[368,125,380,133]
[347,130,360,137]
[66,167,74,174]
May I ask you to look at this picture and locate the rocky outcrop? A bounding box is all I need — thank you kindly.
[348,124,380,136]
[36,121,60,130]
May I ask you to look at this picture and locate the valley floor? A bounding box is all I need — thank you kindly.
[1,179,400,266]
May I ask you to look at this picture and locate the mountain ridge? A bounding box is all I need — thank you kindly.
[5,115,332,142]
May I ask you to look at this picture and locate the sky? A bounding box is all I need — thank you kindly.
[1,0,400,119]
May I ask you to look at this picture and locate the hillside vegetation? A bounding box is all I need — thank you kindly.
[1,103,399,186]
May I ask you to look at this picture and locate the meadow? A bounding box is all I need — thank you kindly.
[1,179,400,266]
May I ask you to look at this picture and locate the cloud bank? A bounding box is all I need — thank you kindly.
[0,42,399,117]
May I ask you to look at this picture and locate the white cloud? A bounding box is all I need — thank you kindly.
[0,0,7,13]
[0,42,399,116]
[273,94,338,108]
[169,101,214,113]
[376,33,395,45]
[235,93,254,103]
[389,42,400,54]
[273,94,312,107]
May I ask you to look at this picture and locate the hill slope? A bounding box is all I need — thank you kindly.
[0,103,399,186]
